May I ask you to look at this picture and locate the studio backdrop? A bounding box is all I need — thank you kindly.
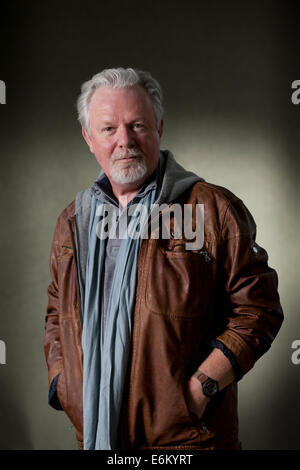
[0,1,299,450]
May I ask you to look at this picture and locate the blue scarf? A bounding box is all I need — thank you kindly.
[82,184,157,450]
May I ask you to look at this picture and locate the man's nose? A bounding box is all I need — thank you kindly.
[117,125,135,148]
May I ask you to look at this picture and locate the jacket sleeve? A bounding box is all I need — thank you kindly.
[44,216,64,407]
[215,198,284,376]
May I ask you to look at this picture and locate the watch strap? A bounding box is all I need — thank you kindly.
[193,371,209,384]
[193,370,219,397]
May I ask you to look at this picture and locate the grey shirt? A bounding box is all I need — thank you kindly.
[90,169,158,333]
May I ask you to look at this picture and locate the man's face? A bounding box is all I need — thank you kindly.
[82,85,163,189]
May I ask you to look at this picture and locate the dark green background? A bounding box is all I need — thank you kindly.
[0,0,299,449]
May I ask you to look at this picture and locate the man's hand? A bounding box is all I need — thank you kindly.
[186,374,210,419]
[185,348,236,420]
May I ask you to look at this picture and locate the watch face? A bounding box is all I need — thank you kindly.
[203,378,218,397]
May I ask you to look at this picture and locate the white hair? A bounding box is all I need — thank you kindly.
[76,67,164,134]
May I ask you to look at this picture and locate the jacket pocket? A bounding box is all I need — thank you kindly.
[145,239,216,318]
[56,369,67,409]
[148,443,215,450]
[181,375,216,445]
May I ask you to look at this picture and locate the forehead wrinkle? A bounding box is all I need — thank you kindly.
[89,86,156,128]
[91,105,149,127]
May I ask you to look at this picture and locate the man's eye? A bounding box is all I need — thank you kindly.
[103,127,113,132]
[133,123,144,129]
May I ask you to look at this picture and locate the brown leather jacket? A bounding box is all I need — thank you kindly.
[44,181,283,450]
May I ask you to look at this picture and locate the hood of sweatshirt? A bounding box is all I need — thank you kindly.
[74,150,204,309]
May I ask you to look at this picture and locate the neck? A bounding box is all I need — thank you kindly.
[116,190,139,208]
[110,181,143,208]
[110,173,154,208]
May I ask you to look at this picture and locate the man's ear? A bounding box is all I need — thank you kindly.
[82,126,94,154]
[158,119,164,138]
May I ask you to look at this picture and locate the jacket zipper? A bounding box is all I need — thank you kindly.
[67,217,83,325]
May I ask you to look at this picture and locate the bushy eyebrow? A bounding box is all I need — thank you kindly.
[100,117,146,125]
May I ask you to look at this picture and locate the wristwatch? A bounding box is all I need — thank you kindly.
[193,370,219,398]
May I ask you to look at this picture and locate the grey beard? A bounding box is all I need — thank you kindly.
[110,152,147,184]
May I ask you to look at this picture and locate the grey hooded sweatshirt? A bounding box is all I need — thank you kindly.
[74,150,203,323]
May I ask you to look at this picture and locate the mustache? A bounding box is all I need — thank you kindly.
[112,148,145,161]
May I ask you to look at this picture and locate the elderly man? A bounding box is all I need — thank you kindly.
[44,67,283,450]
